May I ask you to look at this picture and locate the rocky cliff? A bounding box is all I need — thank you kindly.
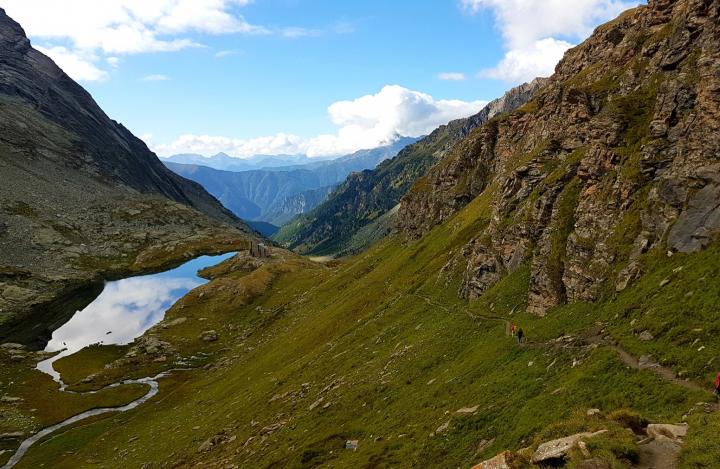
[397,0,720,315]
[0,9,255,345]
[275,79,546,256]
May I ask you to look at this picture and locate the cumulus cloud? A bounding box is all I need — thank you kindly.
[438,72,466,81]
[0,0,265,81]
[463,0,639,83]
[480,38,574,83]
[154,85,488,158]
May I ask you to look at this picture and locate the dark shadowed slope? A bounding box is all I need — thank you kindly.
[0,8,256,345]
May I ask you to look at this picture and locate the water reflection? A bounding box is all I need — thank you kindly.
[37,252,234,380]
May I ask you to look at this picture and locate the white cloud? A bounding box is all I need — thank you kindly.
[438,72,466,81]
[154,85,488,158]
[106,56,121,67]
[480,38,574,83]
[463,0,639,83]
[142,74,170,81]
[0,0,265,80]
[35,45,108,81]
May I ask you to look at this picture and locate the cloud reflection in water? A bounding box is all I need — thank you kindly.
[37,253,234,380]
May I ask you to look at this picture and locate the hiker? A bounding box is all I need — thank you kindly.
[517,327,524,344]
[714,372,720,400]
[510,323,517,337]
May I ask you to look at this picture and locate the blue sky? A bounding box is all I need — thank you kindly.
[1,0,640,157]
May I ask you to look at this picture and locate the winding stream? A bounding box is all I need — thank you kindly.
[3,252,235,468]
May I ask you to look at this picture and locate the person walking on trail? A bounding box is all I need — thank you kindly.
[517,327,524,344]
[510,323,517,337]
[714,372,720,399]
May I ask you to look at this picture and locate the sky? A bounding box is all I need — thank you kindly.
[0,0,641,158]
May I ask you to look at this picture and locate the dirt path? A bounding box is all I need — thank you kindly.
[414,293,719,468]
[414,293,712,395]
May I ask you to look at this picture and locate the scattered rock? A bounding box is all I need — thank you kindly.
[0,343,25,350]
[587,408,601,417]
[161,317,187,329]
[639,331,654,341]
[471,451,514,469]
[198,434,231,453]
[646,423,688,441]
[475,438,495,454]
[128,336,174,357]
[199,330,218,342]
[309,397,324,410]
[436,421,450,433]
[659,278,671,287]
[638,355,659,368]
[456,405,479,415]
[260,421,285,435]
[578,440,591,458]
[0,432,24,440]
[532,430,607,463]
[0,396,23,403]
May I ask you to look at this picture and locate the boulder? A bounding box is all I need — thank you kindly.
[532,430,607,463]
[199,330,218,342]
[471,451,514,469]
[646,423,688,441]
[456,405,479,414]
[639,331,654,341]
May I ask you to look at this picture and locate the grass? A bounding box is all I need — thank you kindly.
[10,184,719,468]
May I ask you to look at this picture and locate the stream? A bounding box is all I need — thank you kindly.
[2,252,235,468]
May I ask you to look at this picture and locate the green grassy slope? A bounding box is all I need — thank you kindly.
[11,187,719,468]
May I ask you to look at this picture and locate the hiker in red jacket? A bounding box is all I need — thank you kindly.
[714,373,720,399]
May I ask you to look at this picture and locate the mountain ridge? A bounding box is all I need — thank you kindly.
[397,0,720,315]
[0,8,255,346]
[166,138,417,224]
[274,78,547,256]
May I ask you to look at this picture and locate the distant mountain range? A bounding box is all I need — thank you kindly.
[162,152,324,172]
[165,137,419,226]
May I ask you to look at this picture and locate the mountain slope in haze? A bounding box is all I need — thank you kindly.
[162,152,319,172]
[166,138,417,223]
[274,79,546,256]
[262,184,337,226]
[0,9,256,346]
[5,2,720,468]
[398,0,720,317]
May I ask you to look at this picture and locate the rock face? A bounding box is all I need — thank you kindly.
[275,79,546,256]
[0,9,240,224]
[0,9,255,345]
[397,0,720,315]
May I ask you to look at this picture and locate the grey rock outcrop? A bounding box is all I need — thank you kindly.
[397,0,720,315]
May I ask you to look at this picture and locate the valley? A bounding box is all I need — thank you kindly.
[1,0,720,468]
